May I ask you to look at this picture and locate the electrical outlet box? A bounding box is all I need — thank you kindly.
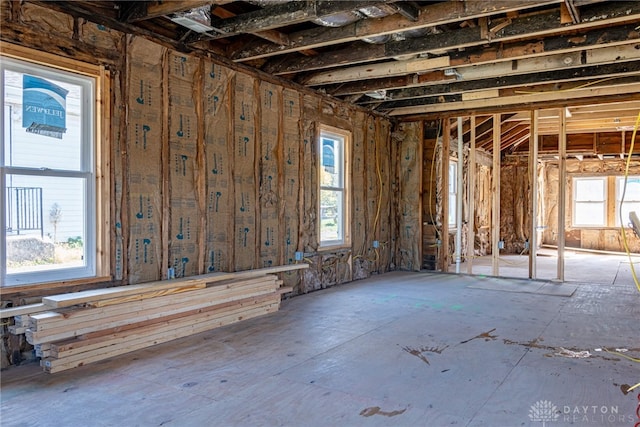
[373,240,379,248]
[524,240,530,250]
[295,251,303,261]
[498,240,505,249]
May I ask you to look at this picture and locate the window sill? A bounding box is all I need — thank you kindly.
[0,276,111,298]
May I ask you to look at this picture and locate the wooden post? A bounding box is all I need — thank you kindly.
[455,117,463,273]
[467,116,476,274]
[492,114,501,277]
[440,119,450,271]
[528,110,539,279]
[557,108,567,281]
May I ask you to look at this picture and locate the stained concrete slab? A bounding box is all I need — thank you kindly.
[1,271,638,427]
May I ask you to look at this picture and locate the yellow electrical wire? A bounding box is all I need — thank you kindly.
[619,111,640,293]
[627,382,640,392]
[603,348,640,363]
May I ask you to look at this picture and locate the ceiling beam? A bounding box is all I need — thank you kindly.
[389,80,640,116]
[359,47,640,104]
[324,22,640,96]
[302,56,451,86]
[231,0,563,61]
[121,1,231,23]
[205,1,387,39]
[375,61,640,110]
[265,6,640,77]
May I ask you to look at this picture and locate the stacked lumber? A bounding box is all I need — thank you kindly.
[6,265,306,373]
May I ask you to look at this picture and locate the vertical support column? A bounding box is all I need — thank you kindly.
[557,108,567,281]
[440,119,450,271]
[455,117,463,273]
[467,116,476,275]
[492,114,501,277]
[529,110,539,279]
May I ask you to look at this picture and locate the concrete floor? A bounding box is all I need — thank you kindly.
[1,270,639,427]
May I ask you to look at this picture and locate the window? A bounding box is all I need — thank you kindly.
[573,177,606,226]
[1,53,103,287]
[318,125,350,248]
[448,160,457,228]
[616,176,640,226]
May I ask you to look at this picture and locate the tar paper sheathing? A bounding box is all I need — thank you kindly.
[126,37,163,284]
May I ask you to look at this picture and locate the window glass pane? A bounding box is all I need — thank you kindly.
[619,202,640,226]
[617,177,640,201]
[574,202,605,226]
[320,137,342,187]
[5,174,87,275]
[4,70,83,171]
[575,178,604,201]
[320,189,342,242]
[448,193,456,227]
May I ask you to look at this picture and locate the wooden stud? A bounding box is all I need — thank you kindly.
[529,110,539,279]
[492,114,501,276]
[440,119,450,271]
[467,116,476,274]
[557,108,567,281]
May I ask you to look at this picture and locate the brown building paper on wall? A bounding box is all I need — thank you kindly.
[234,73,257,271]
[168,51,199,278]
[203,61,234,273]
[126,37,163,284]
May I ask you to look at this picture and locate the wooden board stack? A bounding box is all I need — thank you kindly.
[3,265,307,373]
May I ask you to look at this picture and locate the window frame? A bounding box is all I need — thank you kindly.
[317,124,351,250]
[1,44,109,289]
[572,176,607,227]
[616,175,640,227]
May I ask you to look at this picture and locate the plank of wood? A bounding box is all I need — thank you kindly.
[87,284,206,308]
[27,281,279,343]
[0,303,48,319]
[41,264,307,308]
[50,293,280,359]
[30,276,278,331]
[43,302,280,373]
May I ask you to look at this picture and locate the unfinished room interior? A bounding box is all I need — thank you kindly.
[1,0,639,425]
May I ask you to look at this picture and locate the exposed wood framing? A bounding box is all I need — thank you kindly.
[467,116,476,275]
[492,114,501,276]
[529,110,539,279]
[557,108,567,281]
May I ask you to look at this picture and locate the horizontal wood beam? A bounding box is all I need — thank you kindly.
[207,1,385,39]
[321,23,640,95]
[360,46,640,104]
[122,1,232,23]
[232,0,563,61]
[389,80,640,116]
[303,56,450,86]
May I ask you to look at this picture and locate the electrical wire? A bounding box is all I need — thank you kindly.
[603,348,640,363]
[619,111,640,293]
